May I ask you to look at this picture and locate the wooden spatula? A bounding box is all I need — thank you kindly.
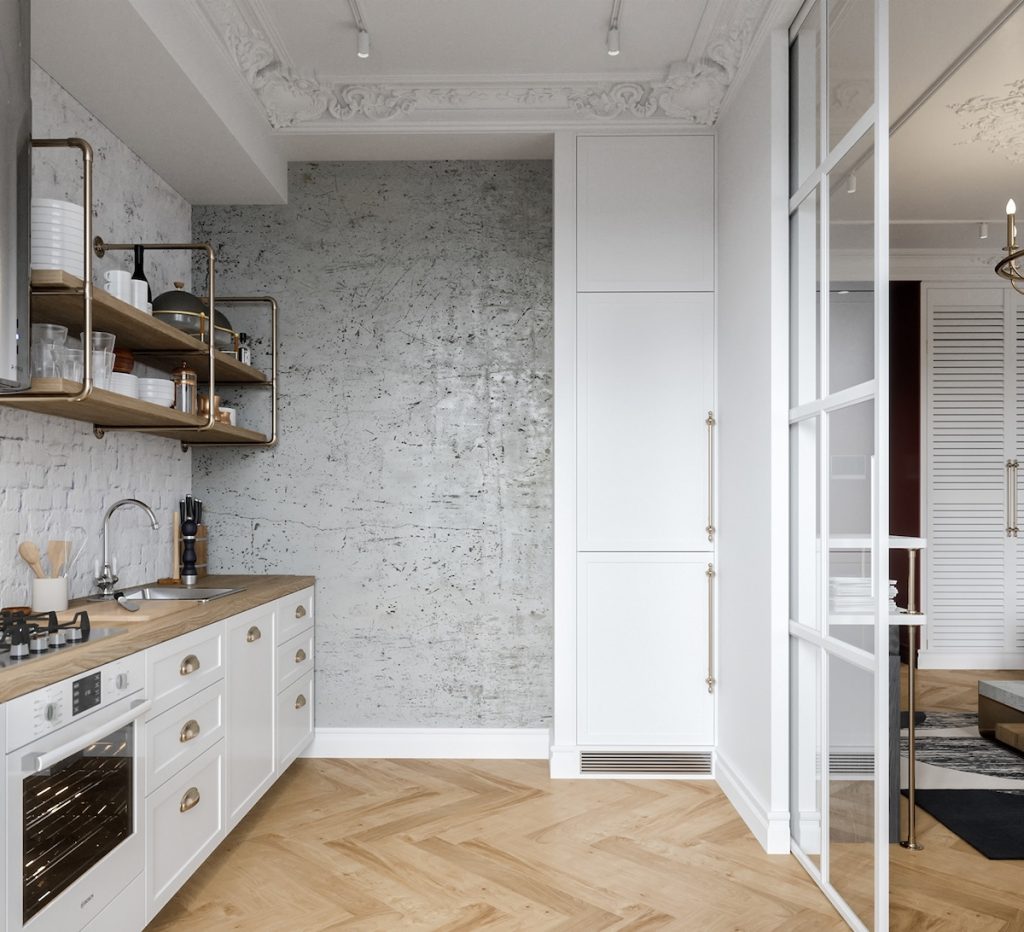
[47,540,70,578]
[18,541,46,579]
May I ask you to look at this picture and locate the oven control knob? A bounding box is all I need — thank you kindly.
[44,702,58,722]
[115,672,129,691]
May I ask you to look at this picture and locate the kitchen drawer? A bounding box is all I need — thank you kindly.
[145,680,225,795]
[148,623,224,719]
[276,586,314,645]
[276,672,314,772]
[276,626,314,690]
[146,741,225,919]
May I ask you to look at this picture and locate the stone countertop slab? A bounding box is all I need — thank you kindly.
[0,574,314,703]
[979,680,1024,711]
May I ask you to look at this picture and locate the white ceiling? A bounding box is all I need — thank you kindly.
[30,0,772,203]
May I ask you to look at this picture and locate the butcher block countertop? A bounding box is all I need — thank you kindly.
[0,574,314,704]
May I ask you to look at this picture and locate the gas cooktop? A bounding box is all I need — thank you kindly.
[0,608,124,670]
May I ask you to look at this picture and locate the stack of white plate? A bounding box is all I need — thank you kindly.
[829,577,899,614]
[108,372,139,399]
[138,377,175,408]
[31,198,85,278]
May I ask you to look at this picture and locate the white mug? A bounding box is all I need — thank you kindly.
[130,279,148,310]
[103,269,132,302]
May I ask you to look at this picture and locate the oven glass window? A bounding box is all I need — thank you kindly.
[22,723,134,922]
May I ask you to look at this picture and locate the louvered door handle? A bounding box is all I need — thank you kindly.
[1009,460,1020,538]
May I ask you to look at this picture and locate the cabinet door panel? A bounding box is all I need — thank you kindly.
[578,292,714,551]
[577,553,714,746]
[225,604,276,828]
[577,135,714,292]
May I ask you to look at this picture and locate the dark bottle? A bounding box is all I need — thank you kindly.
[131,244,152,303]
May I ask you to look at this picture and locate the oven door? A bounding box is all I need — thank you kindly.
[6,693,150,932]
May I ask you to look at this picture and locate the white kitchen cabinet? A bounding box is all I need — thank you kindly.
[276,671,314,772]
[225,603,276,828]
[277,585,314,645]
[146,741,225,918]
[145,680,225,795]
[576,135,714,293]
[577,553,714,746]
[577,292,714,551]
[277,626,315,691]
[147,623,225,719]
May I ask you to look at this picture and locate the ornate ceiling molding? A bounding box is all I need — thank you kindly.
[191,0,772,131]
[949,79,1024,165]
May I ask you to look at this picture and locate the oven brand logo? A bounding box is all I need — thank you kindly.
[80,893,94,909]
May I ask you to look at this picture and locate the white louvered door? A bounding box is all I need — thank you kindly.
[925,287,1015,665]
[1015,300,1024,653]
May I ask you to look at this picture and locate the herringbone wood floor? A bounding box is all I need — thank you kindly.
[149,759,845,931]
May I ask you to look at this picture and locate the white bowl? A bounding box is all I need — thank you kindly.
[31,244,82,256]
[31,263,84,277]
[31,217,83,229]
[31,198,84,213]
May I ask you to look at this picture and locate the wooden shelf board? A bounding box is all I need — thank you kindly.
[30,270,268,384]
[0,379,269,444]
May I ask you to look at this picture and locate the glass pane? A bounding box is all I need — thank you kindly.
[790,189,821,406]
[827,0,874,148]
[23,724,134,923]
[828,128,875,394]
[790,1,821,193]
[791,637,822,866]
[790,417,821,630]
[827,400,878,650]
[828,654,875,929]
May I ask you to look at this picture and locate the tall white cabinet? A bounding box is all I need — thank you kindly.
[924,284,1024,669]
[553,133,717,777]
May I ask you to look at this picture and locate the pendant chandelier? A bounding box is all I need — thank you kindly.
[997,199,1024,295]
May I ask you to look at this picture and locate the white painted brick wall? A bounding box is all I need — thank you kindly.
[1,66,192,608]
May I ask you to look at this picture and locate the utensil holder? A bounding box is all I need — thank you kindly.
[32,577,68,613]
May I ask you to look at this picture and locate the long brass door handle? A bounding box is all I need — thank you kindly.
[179,654,200,676]
[706,412,716,542]
[1013,460,1020,538]
[179,719,201,743]
[180,787,201,813]
[705,563,716,694]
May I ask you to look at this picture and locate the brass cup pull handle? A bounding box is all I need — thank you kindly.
[246,626,262,643]
[295,604,307,619]
[295,693,307,710]
[179,654,200,676]
[295,648,307,664]
[180,786,201,813]
[179,719,201,743]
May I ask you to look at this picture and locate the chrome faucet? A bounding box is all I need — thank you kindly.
[94,498,161,598]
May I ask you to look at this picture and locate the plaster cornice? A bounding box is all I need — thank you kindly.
[191,0,773,131]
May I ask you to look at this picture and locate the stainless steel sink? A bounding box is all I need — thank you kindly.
[118,586,245,603]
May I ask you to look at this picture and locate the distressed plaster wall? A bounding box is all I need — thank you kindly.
[193,161,553,728]
[0,66,191,608]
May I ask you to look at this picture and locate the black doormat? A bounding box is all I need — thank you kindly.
[902,789,1024,859]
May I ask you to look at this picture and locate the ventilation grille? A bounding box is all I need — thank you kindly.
[829,752,874,775]
[580,751,713,775]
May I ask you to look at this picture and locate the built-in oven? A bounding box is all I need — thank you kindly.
[5,654,149,932]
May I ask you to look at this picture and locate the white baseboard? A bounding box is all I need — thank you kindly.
[919,650,1024,671]
[305,727,551,760]
[715,751,790,855]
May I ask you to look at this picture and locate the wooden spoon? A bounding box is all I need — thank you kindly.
[18,541,46,579]
[47,540,70,579]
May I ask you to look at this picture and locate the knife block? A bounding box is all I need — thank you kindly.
[172,511,208,580]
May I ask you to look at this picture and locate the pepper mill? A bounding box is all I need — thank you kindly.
[180,496,199,586]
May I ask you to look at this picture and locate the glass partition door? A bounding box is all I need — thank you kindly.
[788,0,890,929]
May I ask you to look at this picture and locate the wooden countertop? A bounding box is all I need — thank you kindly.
[0,574,315,704]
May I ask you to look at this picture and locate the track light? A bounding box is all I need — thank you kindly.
[607,0,622,56]
[846,173,857,195]
[980,222,989,240]
[357,29,369,58]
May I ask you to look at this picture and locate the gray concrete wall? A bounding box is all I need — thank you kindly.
[192,161,553,728]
